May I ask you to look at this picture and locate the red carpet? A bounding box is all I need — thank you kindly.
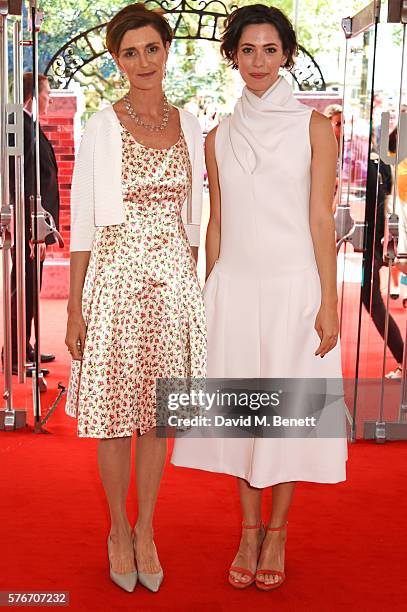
[1,299,406,611]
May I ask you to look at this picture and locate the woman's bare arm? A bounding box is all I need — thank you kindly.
[309,110,339,356]
[190,246,199,263]
[65,251,91,360]
[204,127,221,280]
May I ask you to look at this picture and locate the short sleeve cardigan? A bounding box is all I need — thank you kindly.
[70,105,204,251]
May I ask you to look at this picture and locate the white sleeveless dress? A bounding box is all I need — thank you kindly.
[171,76,348,487]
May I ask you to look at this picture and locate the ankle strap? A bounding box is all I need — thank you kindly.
[242,520,263,530]
[267,521,288,532]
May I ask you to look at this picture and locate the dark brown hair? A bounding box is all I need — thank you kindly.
[23,72,49,103]
[106,2,173,56]
[220,4,297,71]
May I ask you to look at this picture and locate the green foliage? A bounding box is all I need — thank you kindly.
[295,0,367,57]
[165,40,230,108]
[36,0,368,112]
[38,0,119,70]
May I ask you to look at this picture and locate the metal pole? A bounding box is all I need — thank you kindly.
[337,35,349,211]
[293,0,300,32]
[0,3,13,413]
[13,18,26,383]
[291,0,300,88]
[396,23,407,421]
[30,0,42,428]
[26,1,63,430]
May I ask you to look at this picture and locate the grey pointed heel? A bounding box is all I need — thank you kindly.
[137,569,163,592]
[133,529,163,592]
[107,535,138,593]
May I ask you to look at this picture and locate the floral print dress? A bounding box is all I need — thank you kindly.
[65,126,207,438]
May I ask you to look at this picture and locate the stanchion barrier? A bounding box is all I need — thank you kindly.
[0,0,26,430]
[0,1,65,432]
[28,0,64,433]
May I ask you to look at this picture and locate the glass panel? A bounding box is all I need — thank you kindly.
[339,13,407,437]
[338,25,377,389]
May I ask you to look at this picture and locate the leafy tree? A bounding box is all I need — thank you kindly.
[37,0,118,70]
[30,0,367,112]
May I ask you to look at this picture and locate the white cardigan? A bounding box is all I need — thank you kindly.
[70,105,204,251]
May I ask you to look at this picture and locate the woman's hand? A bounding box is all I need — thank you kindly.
[314,303,339,357]
[65,312,86,361]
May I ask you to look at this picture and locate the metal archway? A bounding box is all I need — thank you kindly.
[45,0,326,91]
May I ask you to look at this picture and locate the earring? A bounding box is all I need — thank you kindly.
[120,71,128,88]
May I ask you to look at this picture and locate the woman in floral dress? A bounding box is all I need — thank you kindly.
[64,4,206,593]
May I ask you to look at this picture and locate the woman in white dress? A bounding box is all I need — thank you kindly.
[172,4,347,591]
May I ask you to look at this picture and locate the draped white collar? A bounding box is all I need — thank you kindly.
[229,75,311,174]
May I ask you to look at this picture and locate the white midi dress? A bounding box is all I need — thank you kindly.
[171,76,348,487]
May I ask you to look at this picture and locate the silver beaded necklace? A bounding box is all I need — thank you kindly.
[123,93,170,132]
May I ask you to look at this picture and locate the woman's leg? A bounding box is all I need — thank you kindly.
[391,265,400,295]
[230,478,264,585]
[98,436,134,574]
[257,481,296,586]
[364,254,404,364]
[134,428,167,574]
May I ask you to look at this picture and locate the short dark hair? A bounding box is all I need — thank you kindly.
[106,2,173,56]
[220,4,297,71]
[23,72,49,103]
